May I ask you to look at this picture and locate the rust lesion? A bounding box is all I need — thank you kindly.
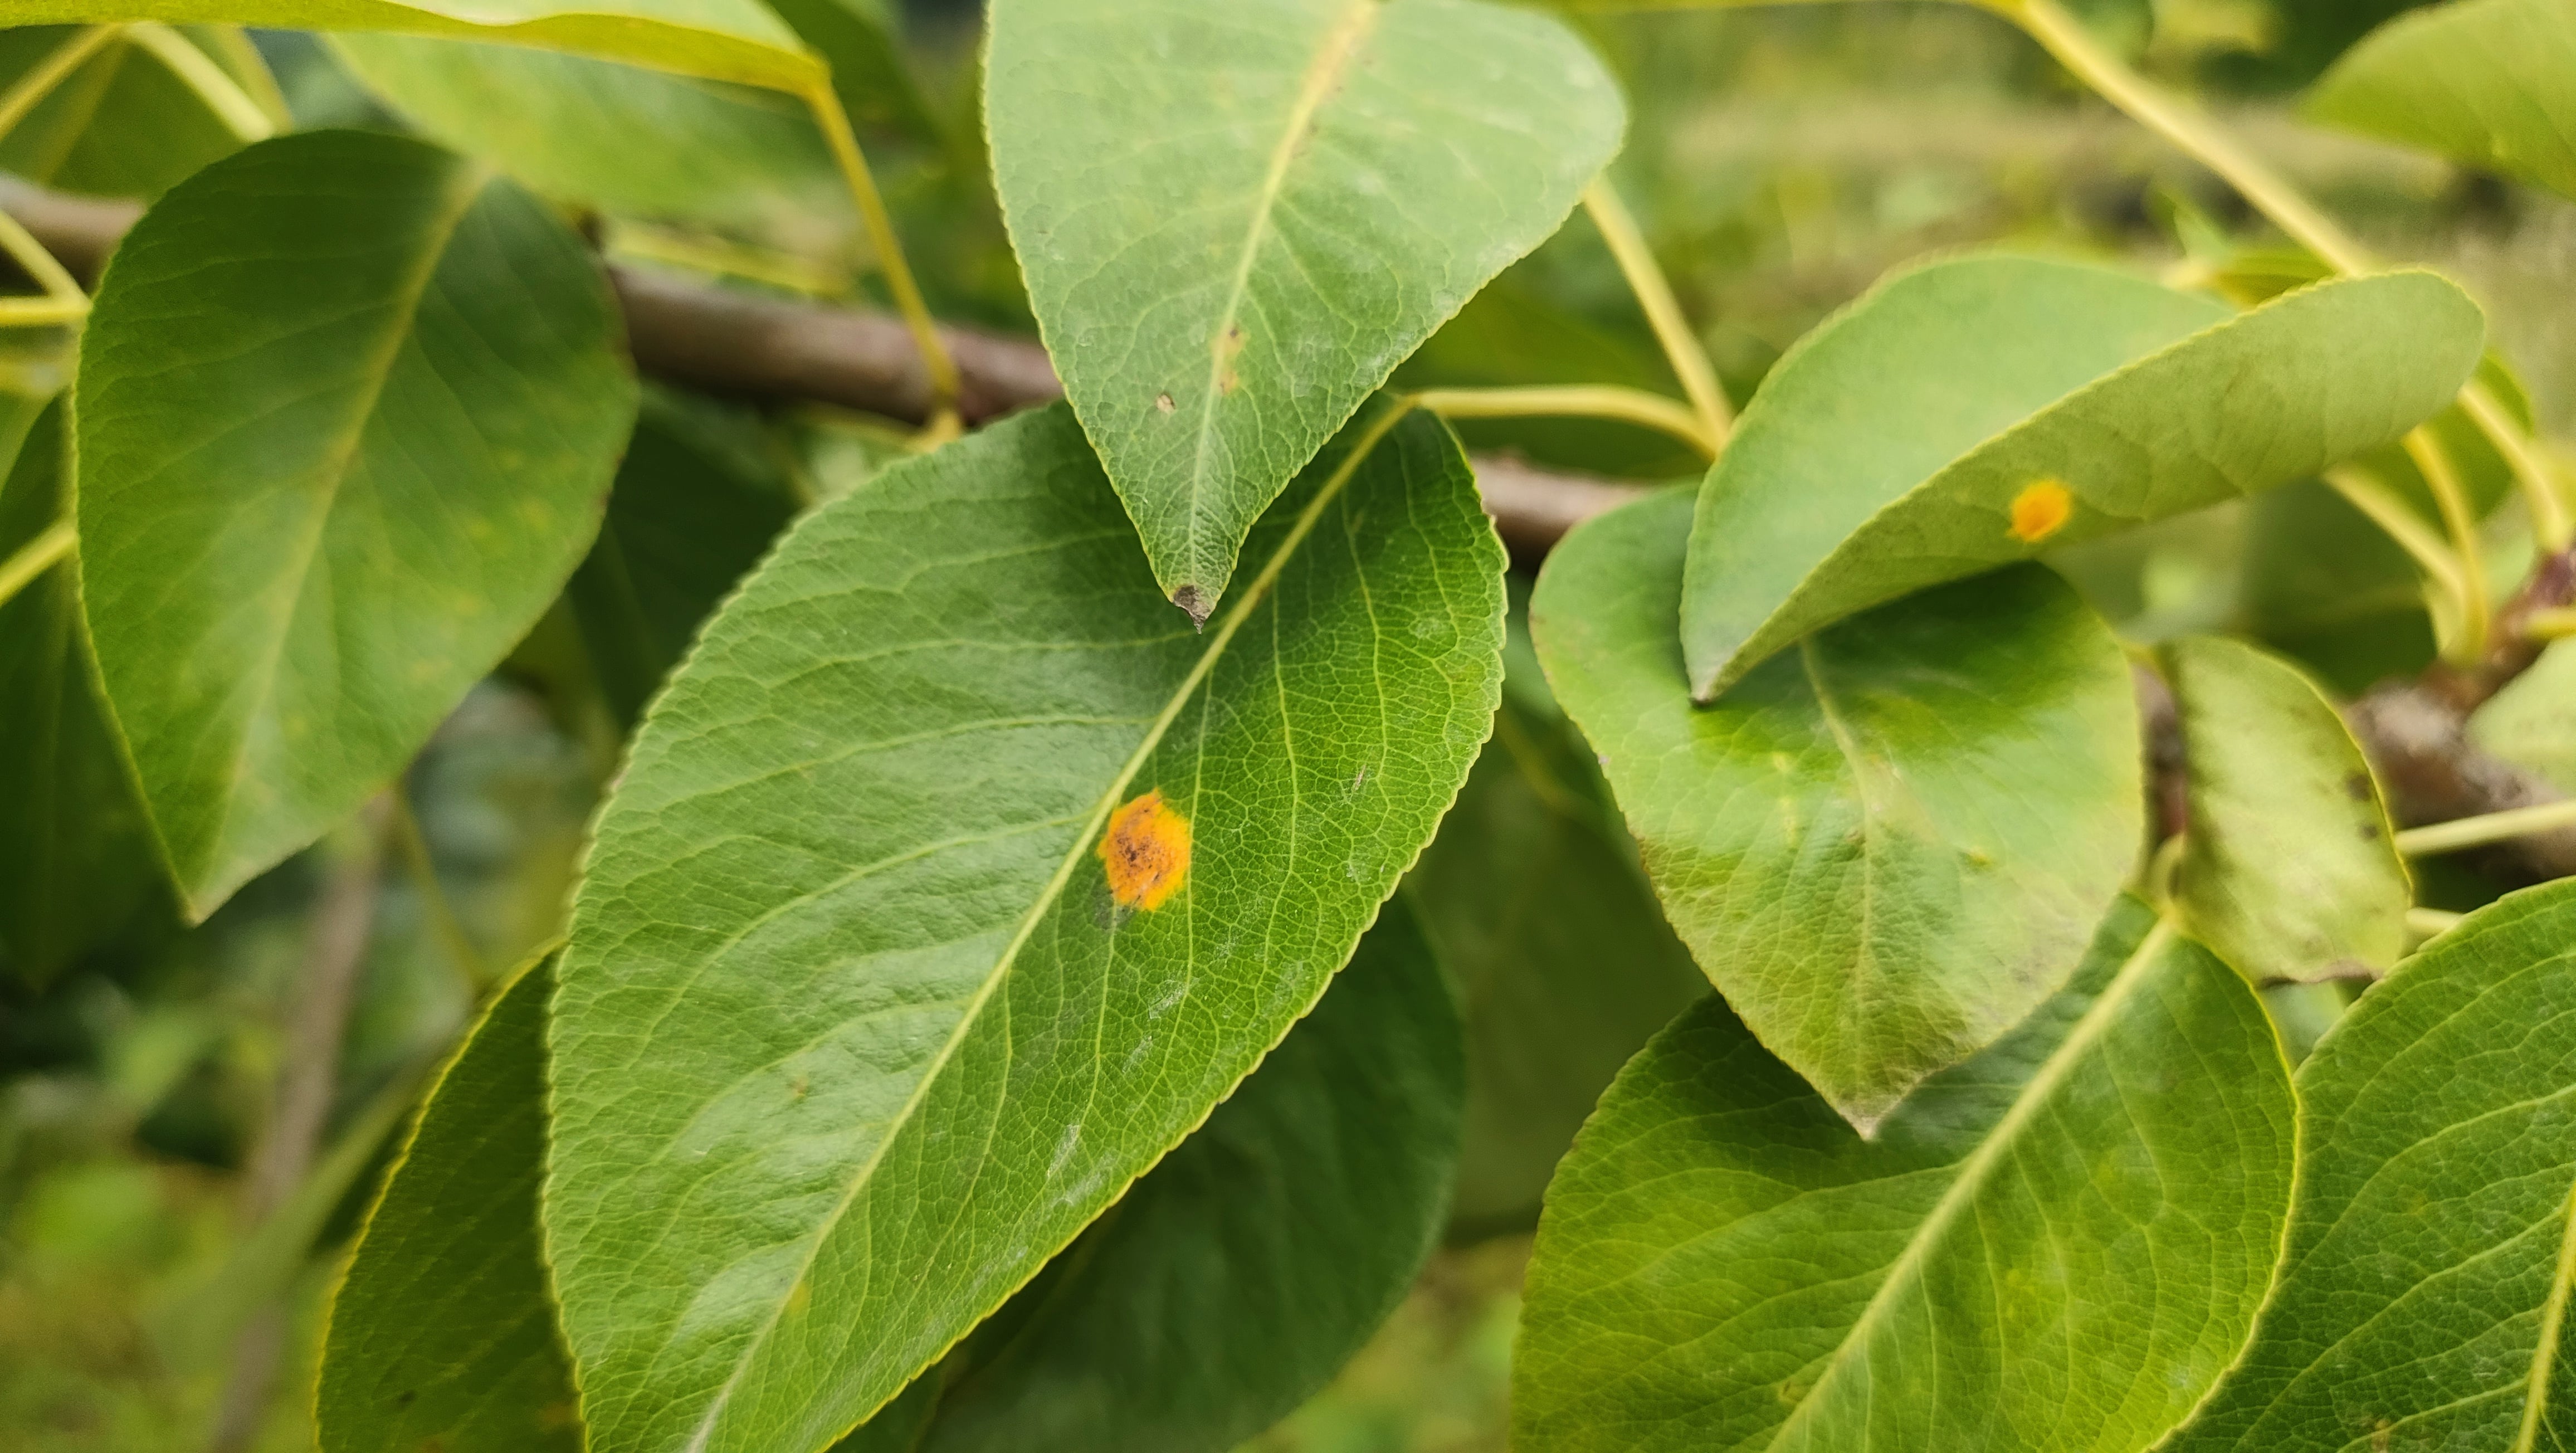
[2008,477,2074,544]
[1099,789,1191,911]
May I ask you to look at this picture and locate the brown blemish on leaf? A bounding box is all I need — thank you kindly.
[2344,771,2375,802]
[1172,584,1213,628]
[1099,789,1191,910]
[1155,392,1175,414]
[2008,478,2074,544]
[1220,368,1241,397]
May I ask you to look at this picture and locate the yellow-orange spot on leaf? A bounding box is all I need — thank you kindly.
[1100,789,1191,910]
[2008,479,2074,543]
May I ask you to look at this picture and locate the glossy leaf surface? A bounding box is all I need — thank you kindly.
[1533,487,2139,1130]
[75,130,637,918]
[1680,255,2483,699]
[0,401,173,988]
[9,0,815,89]
[2166,635,2409,984]
[2309,0,2576,201]
[545,402,1503,1453]
[317,955,577,1453]
[1515,898,2296,1453]
[1408,597,1705,1232]
[2169,879,2576,1451]
[837,899,1463,1453]
[331,34,838,232]
[985,0,1621,619]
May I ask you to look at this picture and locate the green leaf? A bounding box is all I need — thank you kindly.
[1513,896,2296,1453]
[2472,640,2576,794]
[2165,635,2411,984]
[544,400,1504,1453]
[316,954,578,1453]
[1407,594,1705,1233]
[2309,0,2576,202]
[836,898,1465,1453]
[1531,487,2140,1131]
[0,25,251,199]
[0,399,175,988]
[75,129,637,919]
[2165,879,2576,1451]
[1679,254,2484,700]
[329,33,838,232]
[12,0,816,89]
[563,390,801,729]
[984,0,1623,621]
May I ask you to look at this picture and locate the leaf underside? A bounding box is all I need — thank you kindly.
[4,0,816,89]
[1680,255,2485,700]
[2165,635,2411,984]
[2309,0,2576,202]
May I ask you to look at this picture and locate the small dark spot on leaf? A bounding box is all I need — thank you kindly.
[2344,771,2374,802]
[2360,821,2381,841]
[396,1390,418,1408]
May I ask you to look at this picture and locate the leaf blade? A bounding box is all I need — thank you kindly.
[839,898,1465,1453]
[74,130,637,919]
[1533,487,2141,1129]
[2308,0,2576,203]
[1514,898,2296,1453]
[986,0,1623,616]
[9,0,815,89]
[544,401,1504,1453]
[1680,256,2485,699]
[2165,635,2411,984]
[316,954,578,1453]
[2168,880,2576,1450]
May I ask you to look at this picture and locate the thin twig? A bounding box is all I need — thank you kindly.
[1583,179,1733,448]
[2002,0,2571,550]
[2402,428,2490,662]
[125,23,276,144]
[0,518,74,610]
[2396,799,2576,857]
[204,794,393,1453]
[1414,383,1719,459]
[803,79,959,428]
[2324,465,2469,615]
[0,25,120,146]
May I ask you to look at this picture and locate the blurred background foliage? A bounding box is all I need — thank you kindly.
[6,0,2573,1447]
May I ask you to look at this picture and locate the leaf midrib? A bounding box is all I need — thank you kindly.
[1178,0,1382,596]
[677,404,1412,1453]
[2510,1167,2576,1450]
[1758,915,2179,1452]
[187,159,491,910]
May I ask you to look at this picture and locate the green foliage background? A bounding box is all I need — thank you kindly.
[7,1,2576,1449]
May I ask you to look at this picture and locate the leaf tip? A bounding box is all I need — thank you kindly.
[1171,584,1214,628]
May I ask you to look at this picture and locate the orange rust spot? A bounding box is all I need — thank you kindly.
[2008,478,2074,544]
[1099,789,1191,910]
